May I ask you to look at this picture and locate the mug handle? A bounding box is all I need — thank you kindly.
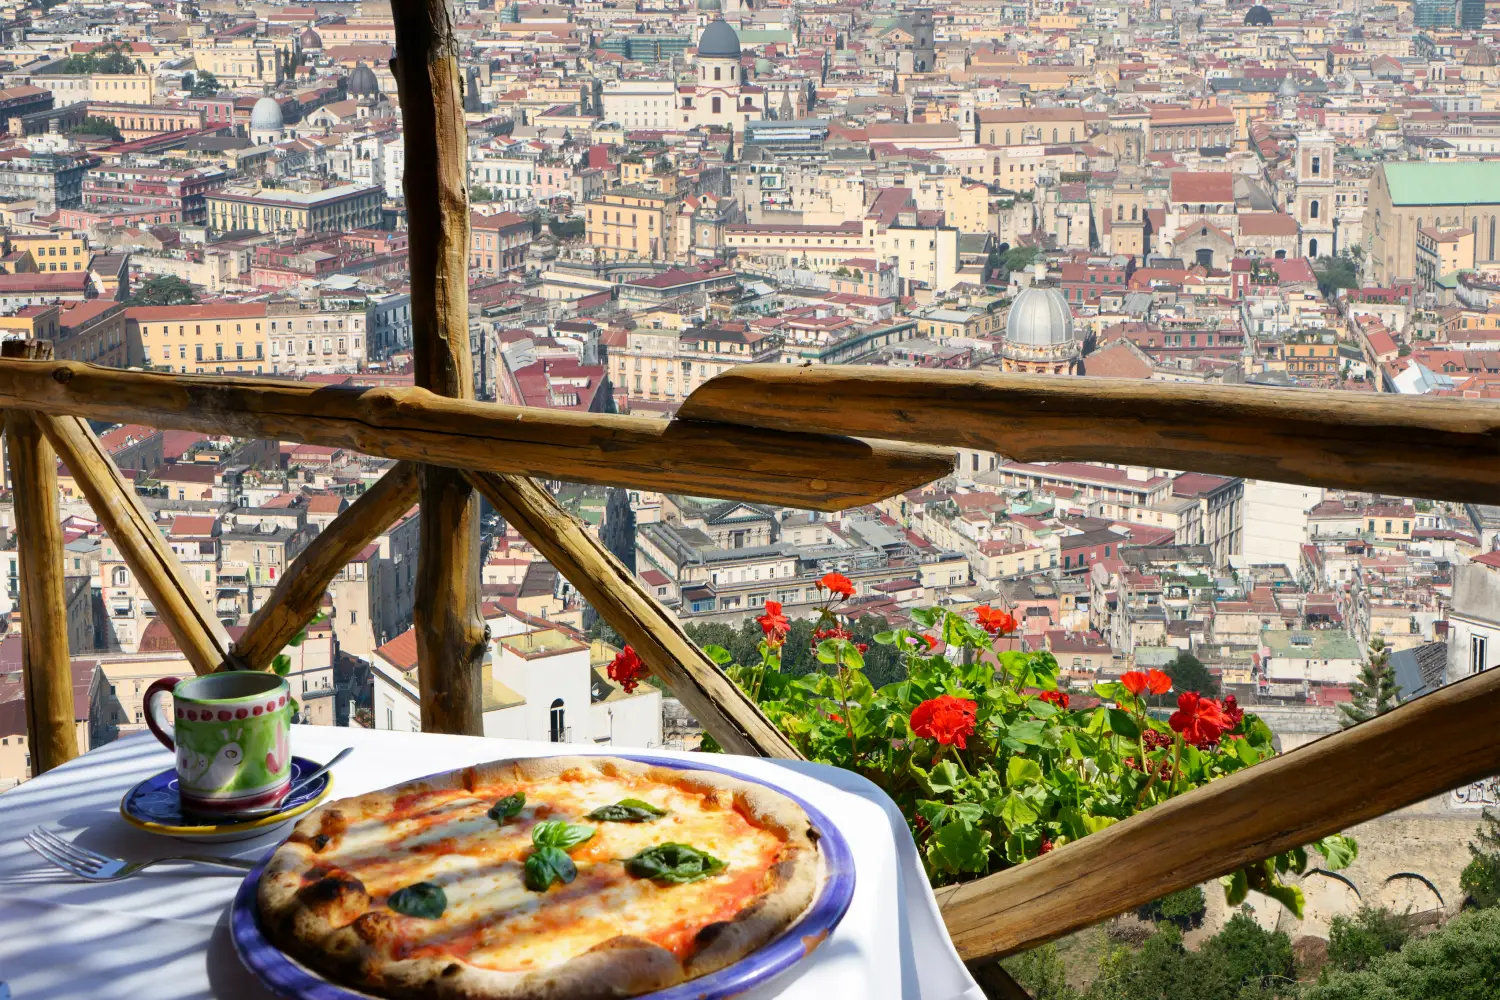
[143,677,182,751]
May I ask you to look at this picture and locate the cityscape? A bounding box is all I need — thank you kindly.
[0,0,1497,994]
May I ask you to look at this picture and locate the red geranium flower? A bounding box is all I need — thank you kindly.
[1121,669,1172,696]
[910,695,978,749]
[812,625,854,644]
[1040,838,1055,854]
[1039,690,1070,709]
[975,605,1017,636]
[607,645,648,694]
[817,572,856,599]
[1223,694,1244,730]
[1169,691,1232,747]
[755,600,790,646]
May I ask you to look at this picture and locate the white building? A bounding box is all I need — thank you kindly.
[368,608,662,748]
[1448,555,1500,681]
[1240,480,1325,572]
[600,80,679,131]
[382,141,405,201]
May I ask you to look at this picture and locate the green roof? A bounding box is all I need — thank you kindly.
[1261,630,1363,659]
[1383,161,1500,207]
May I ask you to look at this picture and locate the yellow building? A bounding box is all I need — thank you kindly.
[8,232,88,272]
[1415,226,1475,293]
[189,39,285,87]
[584,185,677,261]
[206,185,383,234]
[126,302,269,374]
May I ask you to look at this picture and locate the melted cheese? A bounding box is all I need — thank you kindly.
[312,772,786,973]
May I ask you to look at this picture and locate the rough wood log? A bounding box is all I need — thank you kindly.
[35,412,232,676]
[0,360,951,512]
[464,471,802,759]
[232,462,421,672]
[3,342,76,773]
[933,662,1500,962]
[392,0,487,736]
[679,365,1500,505]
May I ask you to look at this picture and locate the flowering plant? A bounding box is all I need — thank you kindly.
[702,603,1356,912]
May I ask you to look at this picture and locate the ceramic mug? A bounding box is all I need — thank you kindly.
[144,672,292,818]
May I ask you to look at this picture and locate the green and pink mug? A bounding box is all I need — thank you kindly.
[144,672,292,818]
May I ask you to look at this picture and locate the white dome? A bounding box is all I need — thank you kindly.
[1005,286,1075,347]
[250,96,284,131]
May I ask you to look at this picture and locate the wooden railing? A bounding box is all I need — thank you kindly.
[6,1,1500,991]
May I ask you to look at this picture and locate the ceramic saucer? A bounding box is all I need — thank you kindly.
[120,756,332,843]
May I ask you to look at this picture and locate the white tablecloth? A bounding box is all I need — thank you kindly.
[0,727,981,1000]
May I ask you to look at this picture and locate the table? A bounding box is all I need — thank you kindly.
[0,727,982,1000]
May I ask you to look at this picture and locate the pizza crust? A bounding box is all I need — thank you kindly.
[256,756,822,1000]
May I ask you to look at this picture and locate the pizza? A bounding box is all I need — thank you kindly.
[256,755,822,1000]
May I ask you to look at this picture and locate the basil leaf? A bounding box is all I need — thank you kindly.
[524,845,578,892]
[531,820,594,850]
[623,843,728,884]
[587,798,668,823]
[487,793,525,824]
[387,881,446,919]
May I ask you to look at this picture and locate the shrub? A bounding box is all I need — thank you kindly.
[1002,943,1080,1000]
[1301,906,1500,1000]
[1157,886,1209,930]
[1325,906,1410,974]
[1086,917,1293,1000]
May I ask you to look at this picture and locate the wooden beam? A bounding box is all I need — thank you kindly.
[933,663,1500,963]
[0,361,952,512]
[392,0,487,736]
[231,462,421,672]
[679,365,1500,505]
[3,342,76,773]
[465,471,802,759]
[35,412,232,675]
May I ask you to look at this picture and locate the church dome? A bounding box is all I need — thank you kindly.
[1466,44,1495,67]
[349,62,379,97]
[698,18,741,60]
[299,26,322,49]
[1244,4,1273,25]
[697,0,722,10]
[1375,112,1399,131]
[1005,286,1075,348]
[250,96,284,131]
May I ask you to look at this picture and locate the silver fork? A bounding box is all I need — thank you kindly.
[24,827,258,881]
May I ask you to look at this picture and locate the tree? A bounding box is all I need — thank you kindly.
[1461,807,1500,909]
[1002,244,1042,274]
[471,184,498,202]
[191,71,221,97]
[1326,906,1411,974]
[127,275,199,306]
[68,116,122,141]
[58,42,138,75]
[1315,254,1359,299]
[1337,637,1401,729]
[1163,651,1219,700]
[1137,885,1208,930]
[1302,906,1500,1000]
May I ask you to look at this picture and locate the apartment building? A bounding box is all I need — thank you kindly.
[126,303,269,373]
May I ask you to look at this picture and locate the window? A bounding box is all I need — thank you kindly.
[549,699,566,742]
[712,96,721,114]
[1473,635,1489,674]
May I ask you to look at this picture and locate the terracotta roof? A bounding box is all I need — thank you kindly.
[375,627,418,672]
[1170,171,1234,204]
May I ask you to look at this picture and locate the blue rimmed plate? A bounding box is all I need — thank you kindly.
[121,756,333,843]
[230,753,856,1000]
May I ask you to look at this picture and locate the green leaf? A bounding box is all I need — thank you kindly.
[1221,868,1249,906]
[524,845,577,891]
[997,791,1039,829]
[1005,719,1046,746]
[1231,737,1262,767]
[1256,873,1306,918]
[917,799,985,829]
[1007,757,1043,787]
[873,630,898,645]
[531,820,594,850]
[1093,680,1122,701]
[287,631,306,647]
[387,881,446,918]
[623,843,727,883]
[587,798,668,822]
[910,607,939,628]
[487,793,525,823]
[703,644,733,666]
[1107,708,1140,739]
[1081,814,1119,834]
[272,653,291,676]
[927,821,992,874]
[1313,834,1358,870]
[928,760,963,794]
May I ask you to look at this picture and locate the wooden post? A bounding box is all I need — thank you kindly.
[935,662,1500,962]
[232,462,421,672]
[2,342,76,773]
[35,412,232,675]
[466,471,802,759]
[392,0,487,735]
